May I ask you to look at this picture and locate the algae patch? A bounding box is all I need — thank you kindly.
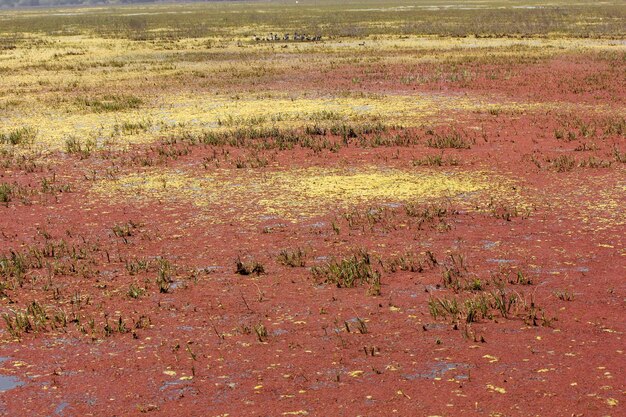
[92,171,217,207]
[92,167,515,220]
[258,168,490,216]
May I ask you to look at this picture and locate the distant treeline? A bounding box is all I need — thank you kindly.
[0,0,218,8]
[1,0,130,7]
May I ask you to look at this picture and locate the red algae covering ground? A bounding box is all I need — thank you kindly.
[1,8,626,417]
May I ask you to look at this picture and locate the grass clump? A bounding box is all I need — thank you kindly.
[426,131,471,149]
[128,283,145,299]
[115,119,152,135]
[385,251,437,273]
[577,156,611,169]
[254,323,268,342]
[234,153,269,169]
[313,250,381,294]
[413,154,459,166]
[77,95,142,113]
[486,198,531,221]
[112,221,140,243]
[428,290,517,324]
[404,202,454,230]
[440,253,468,292]
[126,258,150,275]
[2,301,67,339]
[155,258,173,293]
[554,290,574,301]
[0,183,14,206]
[549,155,576,172]
[613,147,626,163]
[429,297,461,321]
[277,248,307,267]
[0,250,29,285]
[0,127,36,146]
[427,255,552,331]
[65,136,97,158]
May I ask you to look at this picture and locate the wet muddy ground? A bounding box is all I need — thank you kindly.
[1,3,625,416]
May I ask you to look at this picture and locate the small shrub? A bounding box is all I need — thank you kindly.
[549,155,576,172]
[235,257,265,276]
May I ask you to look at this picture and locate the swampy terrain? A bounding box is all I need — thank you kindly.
[0,0,624,415]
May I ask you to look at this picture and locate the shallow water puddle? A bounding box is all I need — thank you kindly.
[0,358,24,393]
[0,375,24,392]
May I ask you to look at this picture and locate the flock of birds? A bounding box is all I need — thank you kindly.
[252,33,323,42]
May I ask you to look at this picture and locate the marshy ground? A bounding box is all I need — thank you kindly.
[0,1,625,415]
